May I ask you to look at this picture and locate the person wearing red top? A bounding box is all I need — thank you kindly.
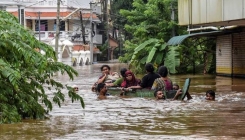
[120,70,141,93]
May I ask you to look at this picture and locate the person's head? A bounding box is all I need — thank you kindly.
[125,70,136,82]
[72,85,79,92]
[154,90,165,100]
[158,66,168,77]
[173,83,179,90]
[100,65,111,74]
[206,90,215,100]
[97,83,107,95]
[145,63,154,73]
[120,68,128,78]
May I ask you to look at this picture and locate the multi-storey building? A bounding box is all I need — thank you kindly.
[168,0,245,78]
[3,0,103,65]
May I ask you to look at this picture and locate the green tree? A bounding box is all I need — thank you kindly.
[0,11,84,123]
[125,38,180,74]
[112,0,216,74]
[118,0,180,72]
[179,38,216,74]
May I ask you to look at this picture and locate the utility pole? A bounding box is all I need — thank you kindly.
[55,0,61,60]
[171,2,175,37]
[118,27,121,56]
[104,0,110,61]
[38,11,41,41]
[80,11,86,45]
[89,2,94,64]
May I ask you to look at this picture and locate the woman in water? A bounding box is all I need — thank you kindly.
[151,66,173,92]
[97,65,120,84]
[120,70,141,93]
[92,65,120,92]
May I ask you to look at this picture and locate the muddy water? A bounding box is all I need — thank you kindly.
[1,63,245,140]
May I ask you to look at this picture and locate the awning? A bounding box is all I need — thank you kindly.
[167,31,223,46]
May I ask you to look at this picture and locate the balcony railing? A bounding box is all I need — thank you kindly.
[34,31,102,45]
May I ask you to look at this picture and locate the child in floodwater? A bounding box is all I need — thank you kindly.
[97,83,107,100]
[205,90,215,101]
[173,83,179,90]
[169,83,192,100]
[173,83,215,101]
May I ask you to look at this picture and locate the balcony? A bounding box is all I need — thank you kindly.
[34,31,102,45]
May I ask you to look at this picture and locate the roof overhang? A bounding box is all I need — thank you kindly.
[167,31,224,46]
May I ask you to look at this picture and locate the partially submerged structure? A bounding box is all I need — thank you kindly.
[169,0,245,77]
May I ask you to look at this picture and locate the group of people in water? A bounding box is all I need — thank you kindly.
[92,63,216,101]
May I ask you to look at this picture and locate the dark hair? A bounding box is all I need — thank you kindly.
[158,66,168,77]
[206,90,215,98]
[154,90,159,97]
[100,65,111,71]
[173,83,179,89]
[145,63,154,73]
[154,89,165,99]
[97,83,106,92]
[120,68,127,77]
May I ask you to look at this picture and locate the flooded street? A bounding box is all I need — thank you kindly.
[1,63,245,140]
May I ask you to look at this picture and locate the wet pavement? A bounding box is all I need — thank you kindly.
[1,63,245,140]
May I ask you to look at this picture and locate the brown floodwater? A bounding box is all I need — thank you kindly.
[1,63,245,140]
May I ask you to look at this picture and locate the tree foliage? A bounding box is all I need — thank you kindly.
[117,0,180,72]
[112,0,216,74]
[119,0,177,42]
[178,38,216,74]
[127,38,180,74]
[115,0,216,74]
[0,11,84,123]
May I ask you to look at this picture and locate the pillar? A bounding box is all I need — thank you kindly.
[32,19,35,31]
[65,20,68,31]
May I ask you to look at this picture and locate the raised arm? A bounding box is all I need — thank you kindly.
[172,89,182,100]
[97,74,107,84]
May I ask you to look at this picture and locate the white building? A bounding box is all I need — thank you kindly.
[3,0,103,65]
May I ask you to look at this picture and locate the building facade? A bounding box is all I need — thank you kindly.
[4,0,103,65]
[175,0,245,77]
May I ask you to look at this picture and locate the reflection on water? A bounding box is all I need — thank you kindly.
[1,63,245,140]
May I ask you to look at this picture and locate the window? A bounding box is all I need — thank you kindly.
[49,0,53,5]
[39,1,44,5]
[35,20,48,31]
